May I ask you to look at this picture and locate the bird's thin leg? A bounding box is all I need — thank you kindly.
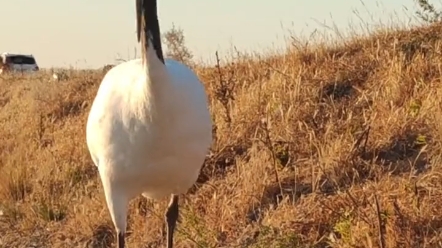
[117,231,125,248]
[165,194,179,248]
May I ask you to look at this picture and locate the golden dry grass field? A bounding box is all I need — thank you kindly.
[1,22,442,248]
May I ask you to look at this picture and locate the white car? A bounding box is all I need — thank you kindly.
[0,52,39,74]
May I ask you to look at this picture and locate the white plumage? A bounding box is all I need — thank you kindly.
[52,70,69,82]
[85,1,212,247]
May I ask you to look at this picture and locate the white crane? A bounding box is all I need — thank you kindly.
[51,69,69,82]
[85,1,213,247]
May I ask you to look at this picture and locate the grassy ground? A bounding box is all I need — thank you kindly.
[1,22,442,248]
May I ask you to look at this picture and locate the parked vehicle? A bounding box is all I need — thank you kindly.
[0,53,39,74]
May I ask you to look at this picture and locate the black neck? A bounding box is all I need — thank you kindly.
[136,0,164,63]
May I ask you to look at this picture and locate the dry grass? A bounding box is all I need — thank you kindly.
[2,22,442,248]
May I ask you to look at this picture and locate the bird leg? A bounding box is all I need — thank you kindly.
[165,195,179,248]
[117,231,125,248]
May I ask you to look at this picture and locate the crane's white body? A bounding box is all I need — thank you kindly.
[86,44,212,233]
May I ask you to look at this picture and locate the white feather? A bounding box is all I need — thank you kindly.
[86,42,212,234]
